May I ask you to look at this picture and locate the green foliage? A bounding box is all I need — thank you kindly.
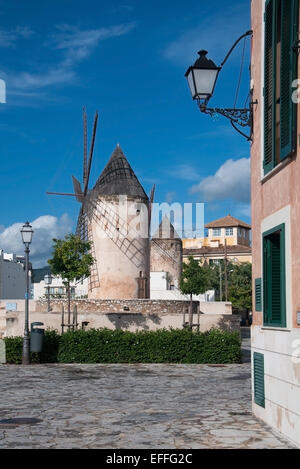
[4,328,241,364]
[202,261,252,310]
[4,330,60,364]
[4,336,23,364]
[48,234,94,283]
[207,261,224,301]
[57,328,241,364]
[180,256,212,297]
[228,262,252,311]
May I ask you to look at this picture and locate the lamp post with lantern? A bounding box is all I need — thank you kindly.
[185,31,256,141]
[20,221,34,365]
[44,273,52,312]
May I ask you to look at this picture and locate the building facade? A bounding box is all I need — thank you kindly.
[33,276,88,300]
[251,0,300,447]
[0,251,28,300]
[182,215,252,265]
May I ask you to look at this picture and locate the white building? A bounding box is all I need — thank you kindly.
[150,271,215,302]
[33,276,88,300]
[0,250,28,299]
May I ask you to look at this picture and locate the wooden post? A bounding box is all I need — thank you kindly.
[72,306,75,330]
[67,282,71,331]
[219,261,223,301]
[188,303,193,329]
[61,305,64,335]
[224,239,228,302]
[74,305,78,330]
[197,304,200,332]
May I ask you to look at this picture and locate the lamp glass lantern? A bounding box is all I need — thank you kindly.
[185,50,221,102]
[21,222,34,245]
[44,274,52,285]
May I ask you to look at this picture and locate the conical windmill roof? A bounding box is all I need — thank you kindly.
[152,215,180,239]
[93,145,148,199]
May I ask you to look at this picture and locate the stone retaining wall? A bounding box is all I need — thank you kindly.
[0,299,239,337]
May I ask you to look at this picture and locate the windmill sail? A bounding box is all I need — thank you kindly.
[72,176,84,203]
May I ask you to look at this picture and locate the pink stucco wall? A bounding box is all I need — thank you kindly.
[251,0,300,329]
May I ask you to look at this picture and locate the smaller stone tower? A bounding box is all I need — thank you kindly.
[150,215,183,289]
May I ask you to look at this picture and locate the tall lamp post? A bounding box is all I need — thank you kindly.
[20,221,34,365]
[44,273,52,312]
[185,31,257,141]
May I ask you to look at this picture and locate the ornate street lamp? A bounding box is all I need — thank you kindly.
[20,221,34,365]
[185,30,256,141]
[44,273,52,312]
[185,50,221,102]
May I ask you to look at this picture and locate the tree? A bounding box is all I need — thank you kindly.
[48,234,94,324]
[206,261,224,301]
[180,256,212,326]
[227,262,252,312]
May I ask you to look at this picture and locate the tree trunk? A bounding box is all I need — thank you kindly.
[67,282,71,330]
[189,294,193,329]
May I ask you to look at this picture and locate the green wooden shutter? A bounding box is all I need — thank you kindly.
[280,0,298,160]
[255,278,262,312]
[264,0,276,173]
[263,224,286,327]
[263,239,269,324]
[269,233,282,323]
[253,352,265,408]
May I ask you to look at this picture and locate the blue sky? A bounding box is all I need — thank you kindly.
[0,0,251,265]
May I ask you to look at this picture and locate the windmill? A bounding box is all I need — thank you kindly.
[47,108,159,297]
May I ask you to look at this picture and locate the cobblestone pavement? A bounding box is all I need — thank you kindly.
[0,358,294,449]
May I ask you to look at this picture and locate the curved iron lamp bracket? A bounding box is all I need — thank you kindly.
[200,30,255,141]
[198,99,258,141]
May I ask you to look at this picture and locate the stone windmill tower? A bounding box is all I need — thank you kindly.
[150,215,183,289]
[48,110,152,300]
[82,144,151,299]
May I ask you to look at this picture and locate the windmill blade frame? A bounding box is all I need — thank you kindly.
[84,111,98,196]
[83,107,88,189]
[148,184,156,231]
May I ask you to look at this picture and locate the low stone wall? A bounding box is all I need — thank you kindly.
[35,299,199,315]
[199,302,232,315]
[0,299,239,337]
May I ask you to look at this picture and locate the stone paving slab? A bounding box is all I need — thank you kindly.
[0,362,295,449]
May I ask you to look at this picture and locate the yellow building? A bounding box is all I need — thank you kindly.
[182,215,252,265]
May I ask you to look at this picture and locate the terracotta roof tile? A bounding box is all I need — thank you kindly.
[205,214,251,229]
[183,244,252,256]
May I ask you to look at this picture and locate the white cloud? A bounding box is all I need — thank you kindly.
[0,26,33,47]
[10,68,75,90]
[165,191,176,203]
[0,214,73,267]
[9,23,135,92]
[166,164,200,181]
[190,157,250,204]
[52,23,135,54]
[237,203,251,218]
